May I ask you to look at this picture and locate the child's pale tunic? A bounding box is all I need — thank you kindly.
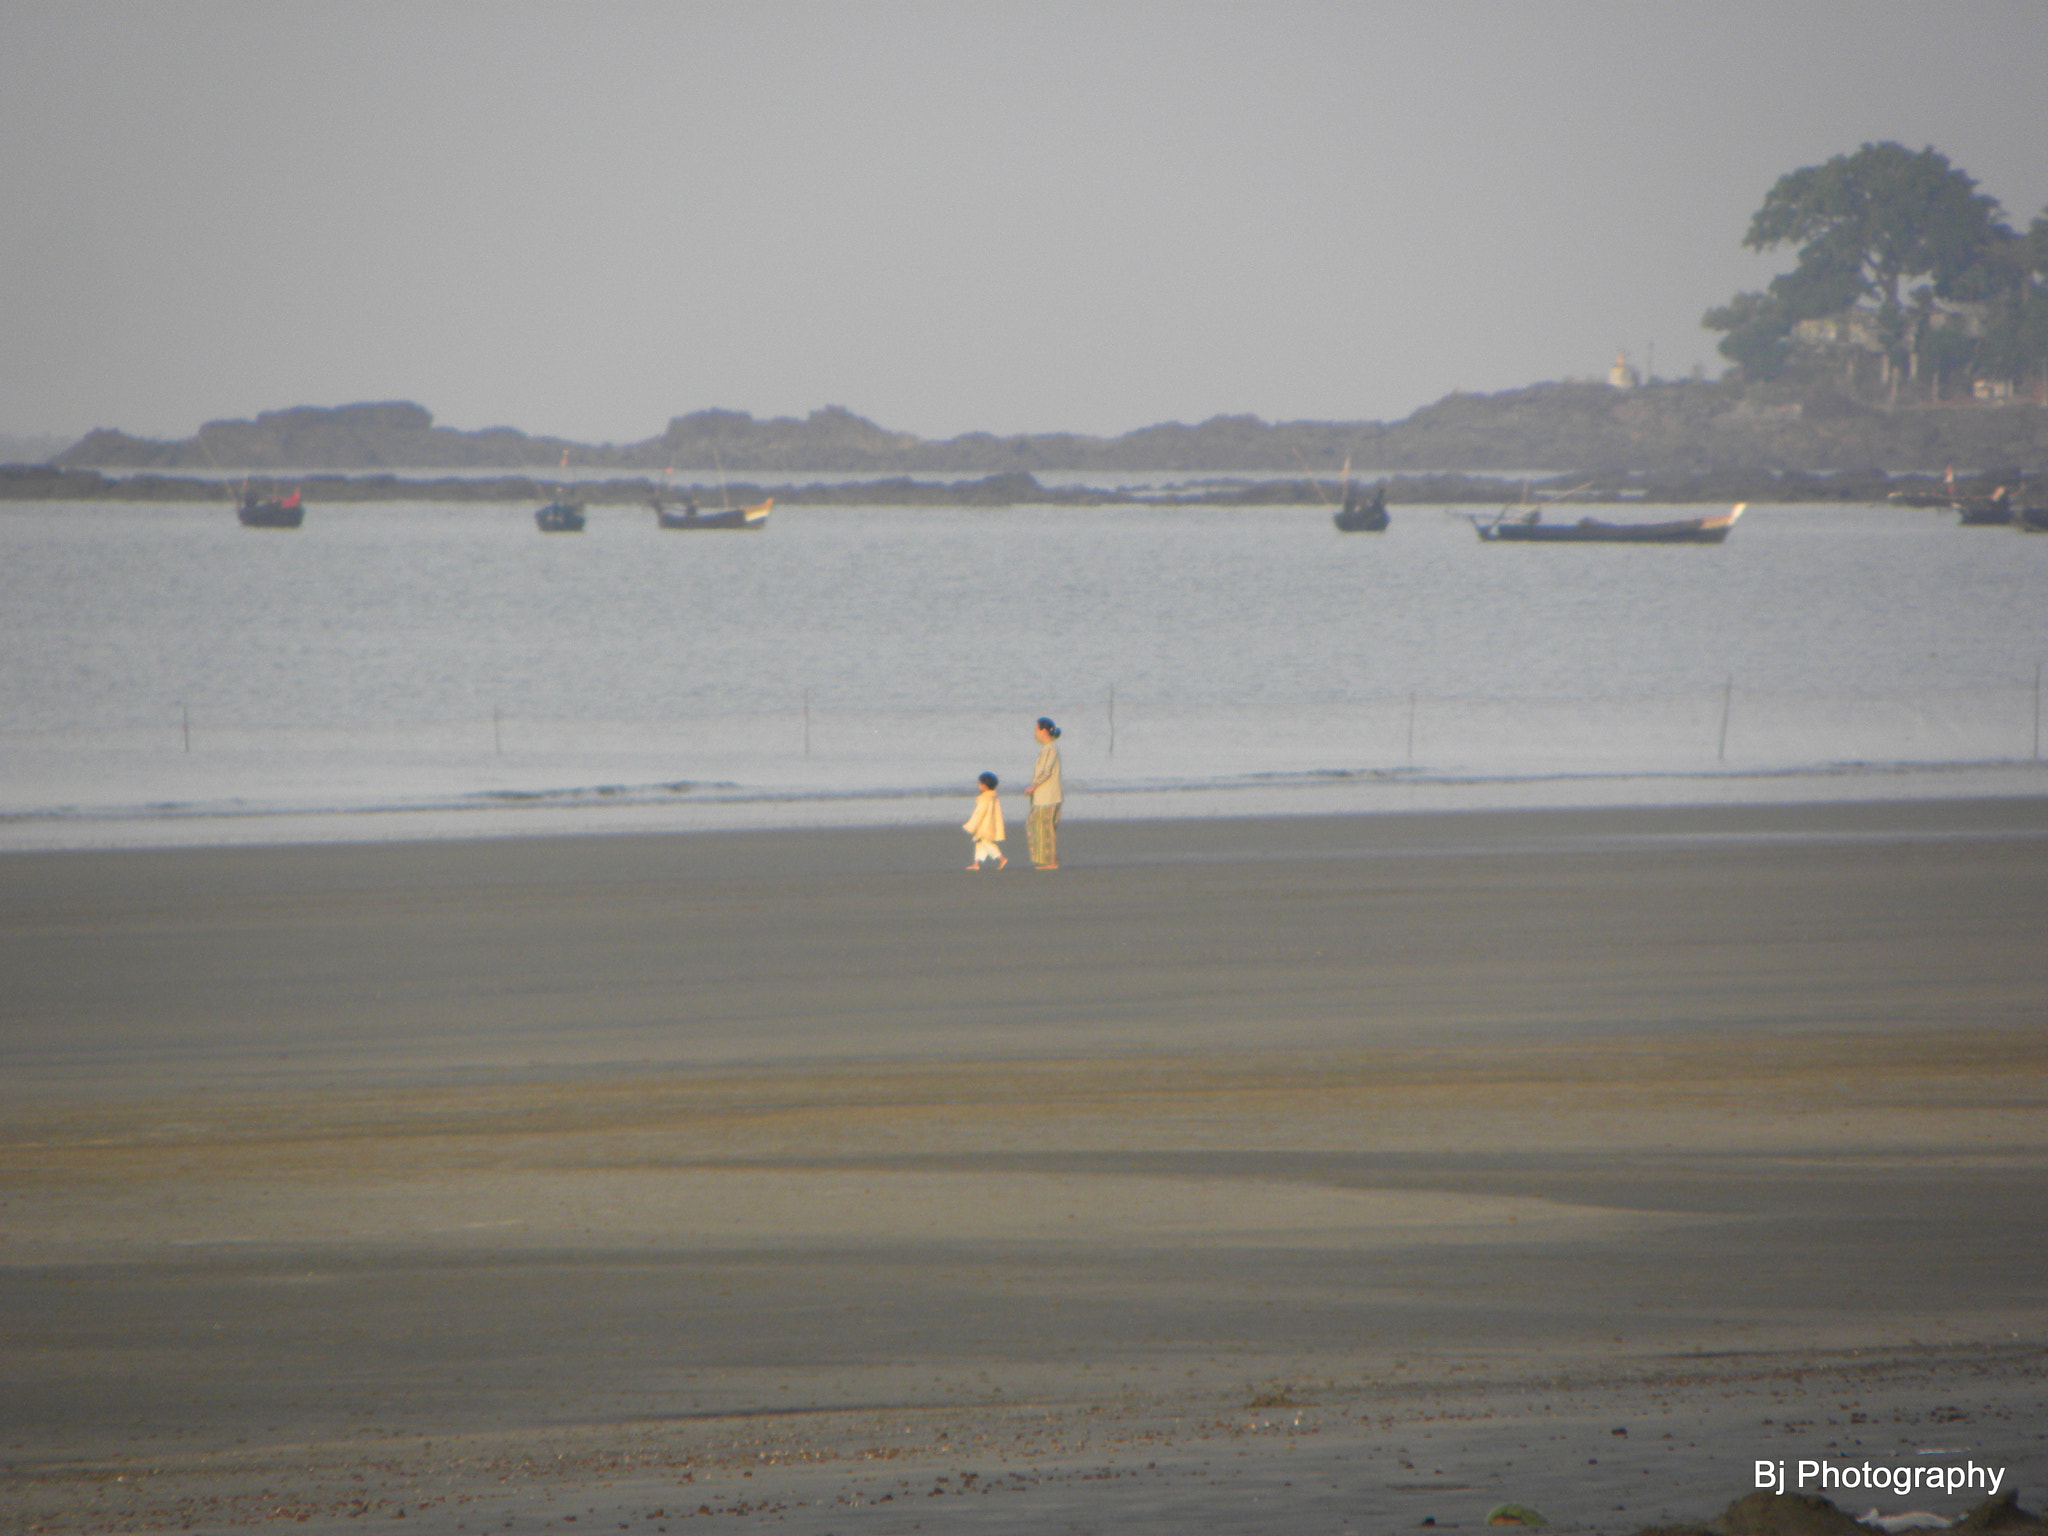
[963,788,1006,864]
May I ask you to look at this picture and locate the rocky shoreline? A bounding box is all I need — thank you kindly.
[15,380,2045,505]
[0,460,2014,507]
[31,382,2048,483]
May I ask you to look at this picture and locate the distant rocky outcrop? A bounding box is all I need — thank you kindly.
[655,405,924,471]
[43,384,2048,477]
[55,401,586,472]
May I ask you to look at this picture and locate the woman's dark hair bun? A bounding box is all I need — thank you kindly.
[1037,717,1061,739]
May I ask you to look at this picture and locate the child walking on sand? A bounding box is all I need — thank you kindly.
[962,771,1007,871]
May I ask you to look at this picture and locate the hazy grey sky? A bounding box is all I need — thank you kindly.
[5,1,2046,443]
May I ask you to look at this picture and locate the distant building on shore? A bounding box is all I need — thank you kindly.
[1791,301,2016,402]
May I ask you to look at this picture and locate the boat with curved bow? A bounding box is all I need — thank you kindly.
[1471,502,1744,544]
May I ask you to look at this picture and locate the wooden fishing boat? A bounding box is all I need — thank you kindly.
[651,495,772,530]
[236,487,303,527]
[1886,489,2011,522]
[534,499,586,532]
[1333,481,1389,532]
[1960,501,2017,526]
[1472,502,1745,544]
[1890,471,2027,525]
[1955,485,2018,525]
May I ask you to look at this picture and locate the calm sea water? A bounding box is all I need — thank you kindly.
[2,497,2044,847]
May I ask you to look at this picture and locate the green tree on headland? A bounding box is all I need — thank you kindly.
[1704,142,2046,401]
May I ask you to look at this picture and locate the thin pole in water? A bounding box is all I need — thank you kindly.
[1719,676,1733,763]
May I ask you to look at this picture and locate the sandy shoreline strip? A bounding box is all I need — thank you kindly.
[4,799,2045,1533]
[6,759,2044,854]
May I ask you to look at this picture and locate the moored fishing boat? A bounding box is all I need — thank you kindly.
[236,487,303,527]
[651,495,772,530]
[1956,485,2018,525]
[1471,502,1745,544]
[1328,454,1390,532]
[1333,481,1389,532]
[534,499,585,532]
[1888,469,2026,525]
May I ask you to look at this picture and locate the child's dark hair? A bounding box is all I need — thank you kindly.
[978,771,998,789]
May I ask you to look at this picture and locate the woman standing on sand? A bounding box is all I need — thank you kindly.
[1025,717,1063,871]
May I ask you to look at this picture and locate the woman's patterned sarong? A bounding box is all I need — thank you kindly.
[1028,804,1060,868]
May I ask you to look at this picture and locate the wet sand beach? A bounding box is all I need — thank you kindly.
[4,800,2047,1533]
